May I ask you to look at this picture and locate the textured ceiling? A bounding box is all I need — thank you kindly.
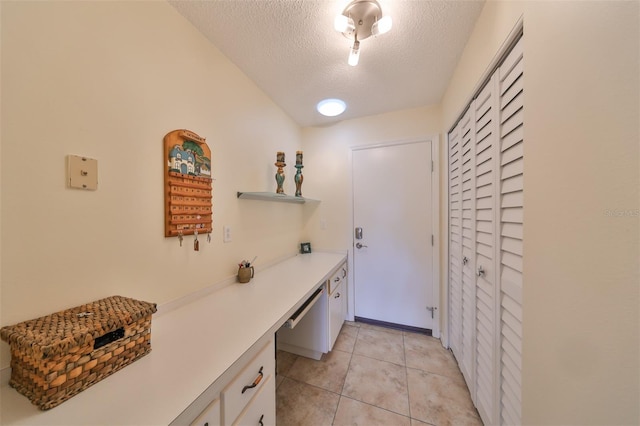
[169,0,485,127]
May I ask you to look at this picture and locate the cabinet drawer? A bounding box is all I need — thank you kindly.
[328,262,347,294]
[329,279,345,350]
[190,398,221,426]
[222,339,275,425]
[232,375,275,426]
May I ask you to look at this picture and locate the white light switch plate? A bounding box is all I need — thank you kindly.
[67,155,98,190]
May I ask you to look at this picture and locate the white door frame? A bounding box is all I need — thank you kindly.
[443,131,454,351]
[346,136,441,338]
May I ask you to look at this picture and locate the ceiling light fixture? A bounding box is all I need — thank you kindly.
[317,98,347,117]
[335,0,392,66]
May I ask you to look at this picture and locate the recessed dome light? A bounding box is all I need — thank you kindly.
[317,98,346,117]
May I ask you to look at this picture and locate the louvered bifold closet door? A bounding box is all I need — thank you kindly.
[448,121,464,358]
[497,37,524,426]
[473,75,499,426]
[448,34,524,426]
[459,108,477,391]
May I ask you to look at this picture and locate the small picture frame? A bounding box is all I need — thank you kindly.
[300,242,312,254]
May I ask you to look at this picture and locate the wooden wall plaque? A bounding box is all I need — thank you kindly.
[164,129,212,237]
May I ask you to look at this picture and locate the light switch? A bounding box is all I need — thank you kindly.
[67,155,98,190]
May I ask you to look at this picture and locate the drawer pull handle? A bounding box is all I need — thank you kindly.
[241,366,263,394]
[259,414,264,426]
[335,292,341,298]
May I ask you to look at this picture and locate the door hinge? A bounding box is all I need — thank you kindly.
[431,235,434,246]
[431,160,434,172]
[426,306,438,319]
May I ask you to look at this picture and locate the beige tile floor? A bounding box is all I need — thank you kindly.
[276,321,483,426]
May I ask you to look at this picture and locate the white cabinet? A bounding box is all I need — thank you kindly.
[328,262,347,350]
[180,256,347,426]
[222,339,275,425]
[277,261,348,358]
[183,339,276,426]
[190,398,220,426]
[232,375,275,426]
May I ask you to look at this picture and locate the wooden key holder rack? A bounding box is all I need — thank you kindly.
[164,129,213,241]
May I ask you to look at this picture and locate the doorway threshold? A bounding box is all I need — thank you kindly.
[354,316,432,336]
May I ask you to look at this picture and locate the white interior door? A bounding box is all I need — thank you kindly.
[497,37,524,426]
[460,107,477,393]
[473,75,498,425]
[448,123,464,354]
[352,141,434,330]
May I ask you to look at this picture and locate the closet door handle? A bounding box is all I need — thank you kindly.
[241,366,263,394]
[334,292,341,299]
[477,265,485,277]
[462,256,468,265]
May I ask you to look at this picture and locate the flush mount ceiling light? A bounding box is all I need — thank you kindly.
[317,98,347,116]
[334,0,392,66]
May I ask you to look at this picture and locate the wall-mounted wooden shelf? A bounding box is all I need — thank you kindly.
[237,191,319,204]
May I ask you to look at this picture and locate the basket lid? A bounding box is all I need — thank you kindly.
[0,295,157,359]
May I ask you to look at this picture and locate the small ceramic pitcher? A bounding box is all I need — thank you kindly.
[237,266,254,283]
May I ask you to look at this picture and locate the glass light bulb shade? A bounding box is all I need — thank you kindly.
[348,49,360,66]
[371,15,392,36]
[348,40,360,66]
[317,98,346,117]
[334,14,351,32]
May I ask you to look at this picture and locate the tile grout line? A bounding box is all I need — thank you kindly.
[333,323,359,424]
[403,331,417,425]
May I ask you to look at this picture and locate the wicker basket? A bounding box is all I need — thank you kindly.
[0,295,157,410]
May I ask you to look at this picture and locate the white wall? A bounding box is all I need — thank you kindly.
[301,106,441,320]
[0,1,304,368]
[441,1,639,424]
[301,105,441,249]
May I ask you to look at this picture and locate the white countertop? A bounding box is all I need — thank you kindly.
[0,252,347,425]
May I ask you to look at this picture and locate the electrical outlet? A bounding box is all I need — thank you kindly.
[223,225,232,243]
